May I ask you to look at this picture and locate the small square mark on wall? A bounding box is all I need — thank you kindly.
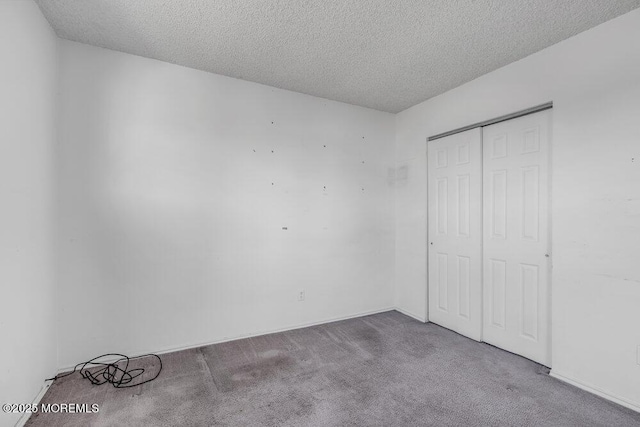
[389,163,409,187]
[397,164,409,180]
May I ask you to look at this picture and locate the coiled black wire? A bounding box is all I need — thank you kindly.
[46,353,162,388]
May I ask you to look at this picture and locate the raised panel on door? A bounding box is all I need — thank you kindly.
[482,110,551,366]
[428,128,482,341]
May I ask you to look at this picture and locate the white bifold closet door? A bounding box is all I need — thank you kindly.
[482,110,551,366]
[428,128,483,341]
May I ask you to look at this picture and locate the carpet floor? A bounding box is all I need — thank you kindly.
[26,311,640,426]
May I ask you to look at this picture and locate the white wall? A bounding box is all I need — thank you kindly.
[0,1,58,425]
[4,0,637,416]
[57,41,396,368]
[395,9,640,409]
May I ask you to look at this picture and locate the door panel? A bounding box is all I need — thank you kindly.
[482,110,551,366]
[428,128,482,341]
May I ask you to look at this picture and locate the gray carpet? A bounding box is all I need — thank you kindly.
[27,311,640,426]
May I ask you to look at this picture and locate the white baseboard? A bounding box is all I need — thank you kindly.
[15,380,53,427]
[394,307,427,323]
[56,306,396,373]
[550,371,640,414]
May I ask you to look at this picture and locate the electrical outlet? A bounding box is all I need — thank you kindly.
[298,290,305,301]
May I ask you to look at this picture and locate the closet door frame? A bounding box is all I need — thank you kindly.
[426,104,553,367]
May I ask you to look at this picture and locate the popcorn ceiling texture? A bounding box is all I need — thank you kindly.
[36,0,640,113]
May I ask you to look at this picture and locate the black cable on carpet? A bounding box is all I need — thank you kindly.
[46,353,162,388]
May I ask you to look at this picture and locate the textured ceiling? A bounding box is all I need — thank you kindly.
[36,0,640,113]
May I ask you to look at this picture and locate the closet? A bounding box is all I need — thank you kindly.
[427,108,551,366]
